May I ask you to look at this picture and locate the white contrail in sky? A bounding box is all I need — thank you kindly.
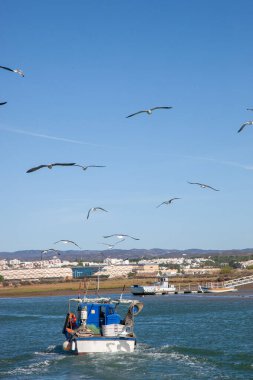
[0,127,104,147]
[200,157,253,171]
[181,155,253,171]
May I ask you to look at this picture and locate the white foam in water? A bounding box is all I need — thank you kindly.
[134,344,216,376]
[34,344,60,355]
[2,347,66,377]
[3,359,51,376]
[34,351,65,360]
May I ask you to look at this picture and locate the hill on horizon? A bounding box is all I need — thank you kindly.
[0,248,253,261]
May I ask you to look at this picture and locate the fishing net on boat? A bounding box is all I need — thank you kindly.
[86,324,101,335]
[124,301,144,327]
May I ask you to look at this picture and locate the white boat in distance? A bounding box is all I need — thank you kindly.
[131,276,176,295]
[199,285,237,293]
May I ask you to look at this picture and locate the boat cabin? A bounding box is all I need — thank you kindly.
[63,297,131,339]
[77,301,122,328]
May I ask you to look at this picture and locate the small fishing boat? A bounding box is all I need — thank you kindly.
[198,284,238,293]
[131,276,176,295]
[62,296,143,354]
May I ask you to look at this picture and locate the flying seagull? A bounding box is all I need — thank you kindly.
[99,243,115,250]
[0,102,7,106]
[87,207,108,219]
[156,198,181,208]
[103,234,140,240]
[188,182,219,191]
[246,108,253,111]
[26,162,76,173]
[237,121,253,133]
[41,248,59,254]
[99,239,125,250]
[54,240,81,249]
[0,65,24,77]
[41,248,60,260]
[126,106,173,118]
[99,239,126,248]
[74,164,106,171]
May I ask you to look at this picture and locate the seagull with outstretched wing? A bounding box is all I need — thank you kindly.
[74,164,106,171]
[126,106,172,118]
[103,234,140,240]
[238,121,253,133]
[0,102,7,106]
[26,162,76,173]
[188,182,219,191]
[246,108,253,111]
[54,240,81,249]
[87,207,108,219]
[41,248,59,254]
[0,65,24,77]
[99,243,115,250]
[99,239,126,249]
[156,198,181,208]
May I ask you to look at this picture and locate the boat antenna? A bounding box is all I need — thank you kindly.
[96,251,104,298]
[82,278,89,298]
[119,284,126,301]
[96,271,100,297]
[78,280,82,299]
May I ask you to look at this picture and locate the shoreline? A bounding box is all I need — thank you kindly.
[0,288,123,298]
[0,280,253,298]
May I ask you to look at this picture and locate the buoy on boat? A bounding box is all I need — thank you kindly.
[63,340,71,351]
[129,301,144,316]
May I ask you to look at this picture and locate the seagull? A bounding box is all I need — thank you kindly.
[126,106,173,118]
[99,239,126,249]
[238,121,253,133]
[0,65,24,77]
[0,102,7,106]
[99,243,115,250]
[54,240,81,249]
[188,182,219,191]
[74,164,106,171]
[246,108,253,111]
[41,248,60,260]
[87,207,108,219]
[103,234,140,240]
[156,198,181,208]
[26,162,76,173]
[41,248,59,254]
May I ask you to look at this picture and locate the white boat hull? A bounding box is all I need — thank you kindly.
[131,285,176,295]
[200,287,237,293]
[131,277,176,295]
[73,337,136,354]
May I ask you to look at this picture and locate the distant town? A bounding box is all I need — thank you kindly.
[1,250,253,286]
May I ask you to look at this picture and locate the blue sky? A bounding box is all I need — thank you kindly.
[1,0,253,251]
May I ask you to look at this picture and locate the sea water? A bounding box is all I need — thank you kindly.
[1,292,253,379]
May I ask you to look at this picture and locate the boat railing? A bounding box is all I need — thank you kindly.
[69,297,112,304]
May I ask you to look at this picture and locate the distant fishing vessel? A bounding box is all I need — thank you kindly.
[131,276,176,295]
[62,296,143,354]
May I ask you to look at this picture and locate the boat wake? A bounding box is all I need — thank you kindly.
[0,345,66,378]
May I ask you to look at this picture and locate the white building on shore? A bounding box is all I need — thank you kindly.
[0,267,73,281]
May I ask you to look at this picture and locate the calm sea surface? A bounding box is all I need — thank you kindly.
[1,291,253,379]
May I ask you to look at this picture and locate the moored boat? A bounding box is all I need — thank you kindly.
[131,276,176,295]
[62,296,143,354]
[199,285,238,293]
